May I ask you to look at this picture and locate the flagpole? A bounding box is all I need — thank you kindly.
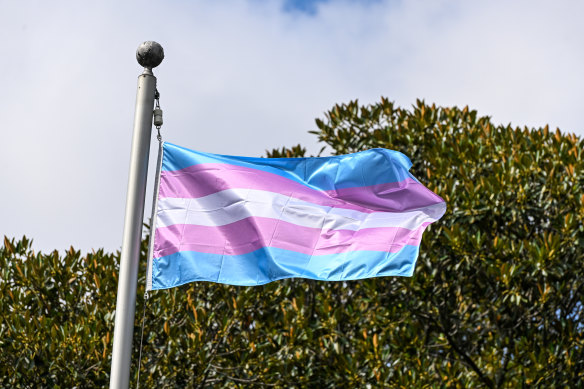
[110,41,164,389]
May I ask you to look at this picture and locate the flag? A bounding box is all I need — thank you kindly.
[146,142,446,290]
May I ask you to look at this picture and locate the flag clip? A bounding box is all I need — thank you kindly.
[153,88,163,141]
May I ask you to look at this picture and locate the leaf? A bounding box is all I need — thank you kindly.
[4,236,13,254]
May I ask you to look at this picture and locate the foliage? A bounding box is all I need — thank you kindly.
[1,98,583,387]
[0,236,120,387]
[265,144,307,158]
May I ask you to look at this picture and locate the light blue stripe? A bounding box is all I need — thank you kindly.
[162,142,414,190]
[151,245,420,289]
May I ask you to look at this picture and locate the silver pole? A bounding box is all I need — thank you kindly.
[110,41,164,389]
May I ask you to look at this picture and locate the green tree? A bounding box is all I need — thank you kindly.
[1,98,583,387]
[0,237,120,387]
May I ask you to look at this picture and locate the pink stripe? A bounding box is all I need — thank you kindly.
[159,163,443,213]
[153,217,431,259]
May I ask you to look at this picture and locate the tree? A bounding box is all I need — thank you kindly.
[1,98,583,387]
[0,237,118,387]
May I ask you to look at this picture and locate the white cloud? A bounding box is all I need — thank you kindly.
[1,0,582,252]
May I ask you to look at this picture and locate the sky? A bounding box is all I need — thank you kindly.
[1,0,583,253]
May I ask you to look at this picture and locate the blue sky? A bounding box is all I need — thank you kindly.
[283,0,375,14]
[1,0,583,253]
[284,0,330,13]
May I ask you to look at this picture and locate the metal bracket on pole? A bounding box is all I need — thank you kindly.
[109,41,164,389]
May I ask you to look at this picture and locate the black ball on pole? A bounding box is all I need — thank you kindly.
[136,41,164,69]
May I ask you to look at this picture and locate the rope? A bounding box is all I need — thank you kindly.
[135,291,149,389]
[137,86,162,388]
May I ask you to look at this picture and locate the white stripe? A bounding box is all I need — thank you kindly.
[155,188,445,231]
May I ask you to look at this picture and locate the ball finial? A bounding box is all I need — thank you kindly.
[136,41,164,69]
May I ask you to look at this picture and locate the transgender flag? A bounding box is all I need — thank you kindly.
[146,142,446,290]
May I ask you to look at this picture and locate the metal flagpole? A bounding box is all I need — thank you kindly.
[109,41,164,389]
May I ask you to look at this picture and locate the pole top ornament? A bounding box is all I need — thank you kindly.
[136,41,164,69]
